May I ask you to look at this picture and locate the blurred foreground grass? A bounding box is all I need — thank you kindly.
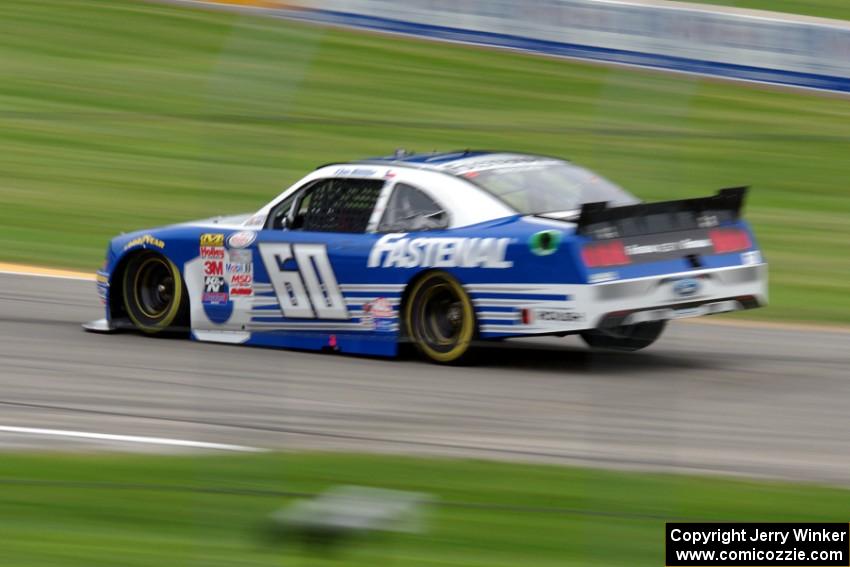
[0,0,848,324]
[1,452,849,566]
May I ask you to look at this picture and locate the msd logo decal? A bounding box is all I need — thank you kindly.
[368,234,513,269]
[673,278,701,298]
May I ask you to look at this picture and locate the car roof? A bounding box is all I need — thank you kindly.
[367,150,494,167]
[320,150,566,173]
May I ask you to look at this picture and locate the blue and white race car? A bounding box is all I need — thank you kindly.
[86,151,767,363]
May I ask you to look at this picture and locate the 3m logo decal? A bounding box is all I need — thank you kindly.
[258,243,348,320]
[204,260,224,276]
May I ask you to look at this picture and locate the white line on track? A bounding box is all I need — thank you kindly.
[0,425,268,453]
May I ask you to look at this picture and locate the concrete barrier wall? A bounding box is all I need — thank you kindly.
[279,0,850,93]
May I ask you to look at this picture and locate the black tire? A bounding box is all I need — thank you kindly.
[580,321,666,351]
[122,252,187,334]
[404,272,477,364]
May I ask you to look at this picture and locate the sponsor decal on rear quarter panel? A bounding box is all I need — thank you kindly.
[363,297,395,331]
[368,234,513,269]
[529,230,562,256]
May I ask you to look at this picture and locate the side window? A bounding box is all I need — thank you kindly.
[292,178,384,233]
[378,183,448,232]
[267,192,298,230]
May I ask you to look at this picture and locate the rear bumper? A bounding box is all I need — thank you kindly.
[598,295,760,328]
[589,263,767,329]
[475,263,767,338]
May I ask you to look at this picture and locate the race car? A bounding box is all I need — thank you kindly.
[85,151,767,363]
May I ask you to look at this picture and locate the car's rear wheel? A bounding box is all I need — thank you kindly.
[580,321,666,351]
[404,271,476,364]
[122,252,186,334]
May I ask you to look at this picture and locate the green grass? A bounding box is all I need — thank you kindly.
[0,0,848,324]
[690,0,849,20]
[1,452,849,566]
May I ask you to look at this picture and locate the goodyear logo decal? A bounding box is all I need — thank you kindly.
[123,234,165,251]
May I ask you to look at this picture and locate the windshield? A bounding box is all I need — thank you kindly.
[460,160,638,215]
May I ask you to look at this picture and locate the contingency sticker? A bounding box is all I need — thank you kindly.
[226,248,253,297]
[201,234,228,304]
[363,297,395,331]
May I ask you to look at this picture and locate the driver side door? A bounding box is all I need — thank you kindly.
[247,177,388,333]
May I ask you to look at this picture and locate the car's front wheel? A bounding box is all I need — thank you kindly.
[122,252,187,334]
[404,271,477,364]
[580,321,666,351]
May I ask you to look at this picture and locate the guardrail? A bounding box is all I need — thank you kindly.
[267,0,850,93]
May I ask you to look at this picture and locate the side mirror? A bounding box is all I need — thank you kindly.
[280,215,292,230]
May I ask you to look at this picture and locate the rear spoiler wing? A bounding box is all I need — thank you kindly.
[576,187,748,239]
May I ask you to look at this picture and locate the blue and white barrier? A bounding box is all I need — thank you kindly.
[278,0,850,93]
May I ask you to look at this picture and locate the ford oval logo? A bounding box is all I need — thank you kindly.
[673,278,700,297]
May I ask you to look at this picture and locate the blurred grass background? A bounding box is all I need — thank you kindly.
[0,0,848,324]
[2,452,850,566]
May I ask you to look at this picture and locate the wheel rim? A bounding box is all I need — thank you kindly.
[408,274,475,362]
[420,283,464,346]
[134,257,175,319]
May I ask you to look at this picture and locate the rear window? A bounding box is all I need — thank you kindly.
[459,160,638,215]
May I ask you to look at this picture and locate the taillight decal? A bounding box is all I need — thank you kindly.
[709,228,752,254]
[582,240,630,268]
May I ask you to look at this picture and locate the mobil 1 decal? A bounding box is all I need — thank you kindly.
[226,248,253,298]
[258,243,348,320]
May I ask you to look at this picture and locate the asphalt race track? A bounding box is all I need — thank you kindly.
[1,273,848,484]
